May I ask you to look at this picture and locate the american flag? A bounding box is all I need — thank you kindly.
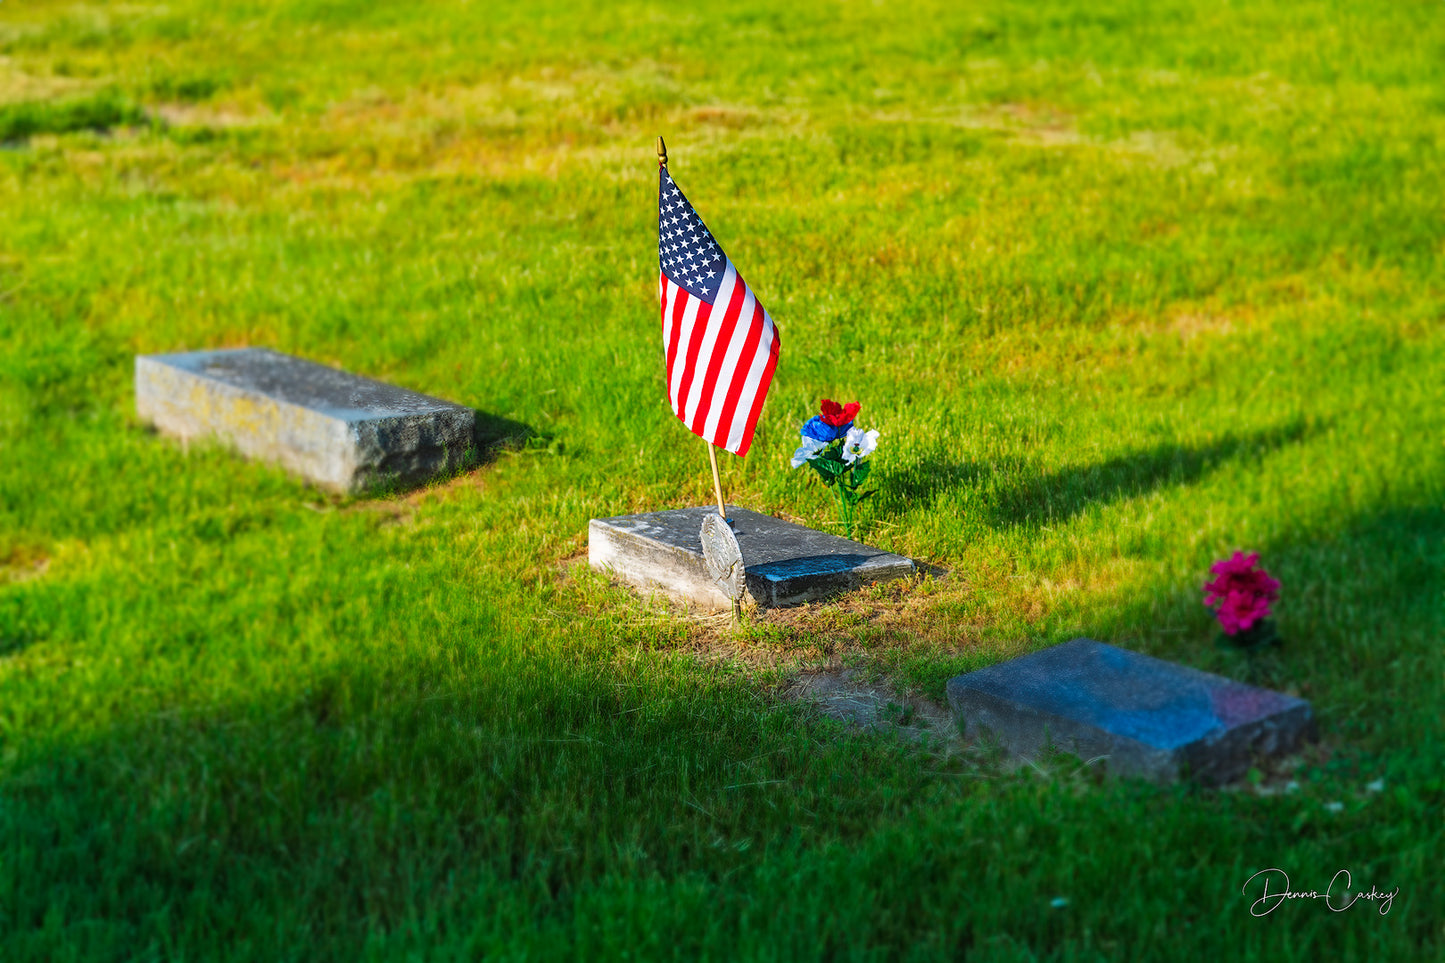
[658,163,779,457]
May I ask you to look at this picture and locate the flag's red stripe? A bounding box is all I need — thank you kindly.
[673,295,712,417]
[674,283,732,425]
[687,285,748,437]
[732,325,780,457]
[711,299,765,449]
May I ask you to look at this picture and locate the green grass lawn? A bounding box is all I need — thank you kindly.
[2,0,1442,958]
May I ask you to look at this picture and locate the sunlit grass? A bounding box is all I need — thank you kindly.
[1,0,1442,959]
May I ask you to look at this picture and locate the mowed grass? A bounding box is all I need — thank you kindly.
[1,0,1442,959]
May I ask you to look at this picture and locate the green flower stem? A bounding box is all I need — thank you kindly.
[835,474,854,538]
[805,442,873,540]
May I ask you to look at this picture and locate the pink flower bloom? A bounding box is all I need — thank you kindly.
[1216,589,1271,634]
[1202,551,1280,635]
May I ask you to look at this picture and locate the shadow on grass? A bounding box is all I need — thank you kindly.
[474,411,534,452]
[0,614,948,959]
[0,615,40,659]
[882,418,1318,529]
[1083,502,1445,725]
[360,411,536,498]
[0,91,146,143]
[3,506,1441,959]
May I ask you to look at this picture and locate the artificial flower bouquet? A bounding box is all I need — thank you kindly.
[1203,551,1282,651]
[790,399,879,538]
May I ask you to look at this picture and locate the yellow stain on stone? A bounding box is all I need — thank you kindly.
[137,356,357,492]
[135,349,474,494]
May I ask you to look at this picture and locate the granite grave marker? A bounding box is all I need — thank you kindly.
[136,348,475,493]
[589,505,915,610]
[946,637,1315,785]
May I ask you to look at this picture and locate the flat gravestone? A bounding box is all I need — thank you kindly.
[589,506,916,610]
[136,348,475,493]
[946,638,1314,785]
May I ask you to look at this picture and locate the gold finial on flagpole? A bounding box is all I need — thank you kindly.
[655,135,720,519]
[655,134,739,621]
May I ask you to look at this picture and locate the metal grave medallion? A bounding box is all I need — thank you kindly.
[699,513,745,603]
[590,506,918,610]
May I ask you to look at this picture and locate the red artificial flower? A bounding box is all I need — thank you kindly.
[819,399,861,427]
[1202,551,1281,635]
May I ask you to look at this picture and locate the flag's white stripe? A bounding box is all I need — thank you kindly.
[684,267,748,427]
[702,281,763,441]
[667,292,704,414]
[724,310,777,453]
[674,264,736,421]
[658,276,668,358]
[660,275,681,377]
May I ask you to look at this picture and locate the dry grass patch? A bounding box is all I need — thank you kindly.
[0,57,96,104]
[0,544,50,584]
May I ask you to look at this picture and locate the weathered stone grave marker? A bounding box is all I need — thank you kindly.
[946,637,1315,785]
[589,505,915,610]
[136,348,475,493]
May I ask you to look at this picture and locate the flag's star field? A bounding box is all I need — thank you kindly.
[658,170,729,304]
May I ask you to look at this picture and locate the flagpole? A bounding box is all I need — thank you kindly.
[706,440,727,519]
[659,134,729,521]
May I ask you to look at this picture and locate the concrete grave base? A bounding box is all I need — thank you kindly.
[588,506,916,610]
[946,638,1315,785]
[136,348,476,493]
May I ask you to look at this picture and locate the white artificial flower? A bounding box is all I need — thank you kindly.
[789,436,827,468]
[841,426,879,464]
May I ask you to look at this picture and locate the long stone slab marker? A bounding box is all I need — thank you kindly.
[946,638,1314,785]
[589,506,916,610]
[136,348,475,493]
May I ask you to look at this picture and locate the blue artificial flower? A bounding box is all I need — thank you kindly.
[801,415,851,443]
